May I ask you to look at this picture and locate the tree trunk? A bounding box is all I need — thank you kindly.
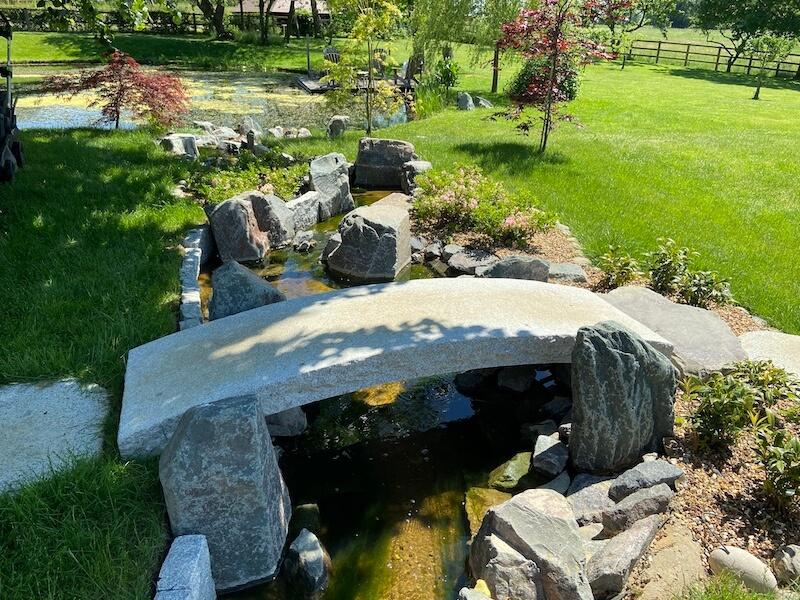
[310,0,322,38]
[196,0,227,38]
[366,38,374,135]
[258,0,266,43]
[239,0,245,30]
[540,3,566,153]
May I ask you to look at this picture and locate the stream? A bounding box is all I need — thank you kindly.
[195,191,559,599]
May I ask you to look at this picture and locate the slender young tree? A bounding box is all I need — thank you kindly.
[498,0,612,153]
[747,34,795,99]
[40,51,188,128]
[585,0,676,50]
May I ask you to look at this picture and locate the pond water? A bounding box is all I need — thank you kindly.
[202,191,562,599]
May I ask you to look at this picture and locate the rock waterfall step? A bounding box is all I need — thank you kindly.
[118,278,672,458]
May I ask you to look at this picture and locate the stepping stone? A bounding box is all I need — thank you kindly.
[740,331,800,377]
[0,379,108,493]
[604,286,746,376]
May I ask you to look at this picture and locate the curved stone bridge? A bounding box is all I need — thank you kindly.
[118,279,672,458]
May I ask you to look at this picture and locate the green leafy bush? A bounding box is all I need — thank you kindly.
[730,360,800,408]
[647,237,693,294]
[597,244,641,290]
[191,153,307,204]
[685,374,756,448]
[756,423,800,505]
[412,165,555,248]
[676,270,732,308]
[508,59,580,103]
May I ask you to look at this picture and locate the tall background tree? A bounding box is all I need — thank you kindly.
[695,0,800,72]
[585,0,676,50]
[747,34,795,99]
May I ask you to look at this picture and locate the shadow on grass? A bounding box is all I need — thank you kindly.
[453,141,569,174]
[665,65,800,92]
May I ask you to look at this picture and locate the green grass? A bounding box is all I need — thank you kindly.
[681,574,779,600]
[0,129,203,599]
[282,62,800,334]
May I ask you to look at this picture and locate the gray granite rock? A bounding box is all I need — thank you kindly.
[250,192,295,247]
[293,230,317,253]
[309,153,355,221]
[538,471,571,495]
[477,256,550,281]
[159,397,291,592]
[354,138,417,188]
[325,203,411,283]
[532,435,569,478]
[327,115,349,138]
[587,514,664,599]
[320,233,342,263]
[183,225,216,267]
[570,321,678,473]
[567,474,614,525]
[601,483,673,535]
[154,535,216,600]
[265,407,307,437]
[604,286,746,376]
[442,243,464,261]
[457,92,475,110]
[160,134,199,160]
[283,528,330,597]
[424,241,443,261]
[209,261,285,321]
[400,160,432,194]
[709,546,778,593]
[773,545,800,584]
[470,534,542,600]
[286,191,322,231]
[208,197,270,263]
[213,126,239,140]
[609,460,684,501]
[447,249,498,276]
[471,489,591,600]
[458,587,492,600]
[549,262,588,283]
[0,380,107,493]
[476,96,494,108]
[237,116,262,136]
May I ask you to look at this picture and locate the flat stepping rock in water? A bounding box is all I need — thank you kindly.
[603,286,746,377]
[0,379,108,493]
[740,331,800,377]
[488,451,532,491]
[609,459,684,501]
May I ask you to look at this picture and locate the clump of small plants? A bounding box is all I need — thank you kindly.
[596,238,732,308]
[684,360,800,504]
[412,165,556,248]
[190,150,308,204]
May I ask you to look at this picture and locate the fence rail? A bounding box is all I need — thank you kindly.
[627,39,800,80]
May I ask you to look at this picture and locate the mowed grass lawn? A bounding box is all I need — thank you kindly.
[284,62,800,334]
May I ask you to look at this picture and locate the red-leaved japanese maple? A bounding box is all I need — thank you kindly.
[498,0,613,153]
[41,51,189,129]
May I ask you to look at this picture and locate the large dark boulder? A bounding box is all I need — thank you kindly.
[250,192,295,247]
[353,138,417,189]
[570,322,677,473]
[208,196,270,263]
[159,396,292,592]
[209,261,286,320]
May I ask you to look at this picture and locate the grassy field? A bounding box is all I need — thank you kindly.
[280,61,800,335]
[0,129,203,599]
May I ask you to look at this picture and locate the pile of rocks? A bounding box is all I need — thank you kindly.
[414,241,590,284]
[463,321,685,600]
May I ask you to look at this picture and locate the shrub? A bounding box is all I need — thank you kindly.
[730,360,800,408]
[676,270,732,308]
[647,237,693,295]
[685,374,756,448]
[507,59,581,104]
[433,58,460,99]
[412,165,554,247]
[191,153,307,204]
[597,245,641,290]
[755,424,800,505]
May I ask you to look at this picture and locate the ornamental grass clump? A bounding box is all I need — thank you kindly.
[412,165,555,247]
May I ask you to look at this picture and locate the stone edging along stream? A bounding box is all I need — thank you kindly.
[178,226,215,331]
